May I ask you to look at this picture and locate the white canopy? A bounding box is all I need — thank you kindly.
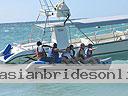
[36,15,128,28]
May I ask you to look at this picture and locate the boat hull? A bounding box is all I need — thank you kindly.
[0,39,128,64]
[93,39,128,56]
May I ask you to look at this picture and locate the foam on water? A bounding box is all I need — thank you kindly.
[4,29,9,33]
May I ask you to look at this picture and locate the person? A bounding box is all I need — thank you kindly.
[35,41,46,60]
[85,44,100,64]
[49,43,61,63]
[76,43,86,63]
[69,45,75,58]
[35,41,54,64]
[62,47,78,64]
[77,43,98,64]
[85,44,94,58]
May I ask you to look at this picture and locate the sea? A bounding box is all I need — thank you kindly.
[0,21,128,96]
[0,84,128,96]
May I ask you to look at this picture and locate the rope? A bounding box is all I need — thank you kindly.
[69,26,72,44]
[69,19,94,44]
[36,13,40,22]
[43,16,49,35]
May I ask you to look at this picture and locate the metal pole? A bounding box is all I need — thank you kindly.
[38,0,44,9]
[48,0,55,9]
[43,0,50,11]
[68,19,94,44]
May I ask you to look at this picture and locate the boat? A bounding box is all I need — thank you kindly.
[0,0,127,64]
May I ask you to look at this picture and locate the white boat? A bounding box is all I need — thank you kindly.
[0,0,128,64]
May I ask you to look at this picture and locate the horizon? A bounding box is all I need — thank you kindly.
[0,0,128,23]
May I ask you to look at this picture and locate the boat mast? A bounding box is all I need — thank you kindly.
[37,0,55,41]
[37,0,94,44]
[52,0,94,44]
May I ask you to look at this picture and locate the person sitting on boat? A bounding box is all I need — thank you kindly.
[48,43,61,63]
[84,44,99,64]
[69,45,75,58]
[76,43,98,64]
[62,47,78,64]
[35,41,54,64]
[76,43,86,63]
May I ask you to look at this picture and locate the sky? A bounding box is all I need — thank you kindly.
[0,0,128,23]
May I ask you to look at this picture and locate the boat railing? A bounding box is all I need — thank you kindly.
[97,25,128,42]
[67,24,128,45]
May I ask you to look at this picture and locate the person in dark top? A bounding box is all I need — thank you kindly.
[69,45,75,58]
[48,43,62,63]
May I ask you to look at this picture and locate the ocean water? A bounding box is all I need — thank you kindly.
[0,21,128,96]
[0,84,128,96]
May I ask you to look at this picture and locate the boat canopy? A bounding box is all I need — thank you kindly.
[36,15,128,28]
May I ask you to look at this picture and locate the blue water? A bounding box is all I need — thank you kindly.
[0,21,128,96]
[0,84,128,96]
